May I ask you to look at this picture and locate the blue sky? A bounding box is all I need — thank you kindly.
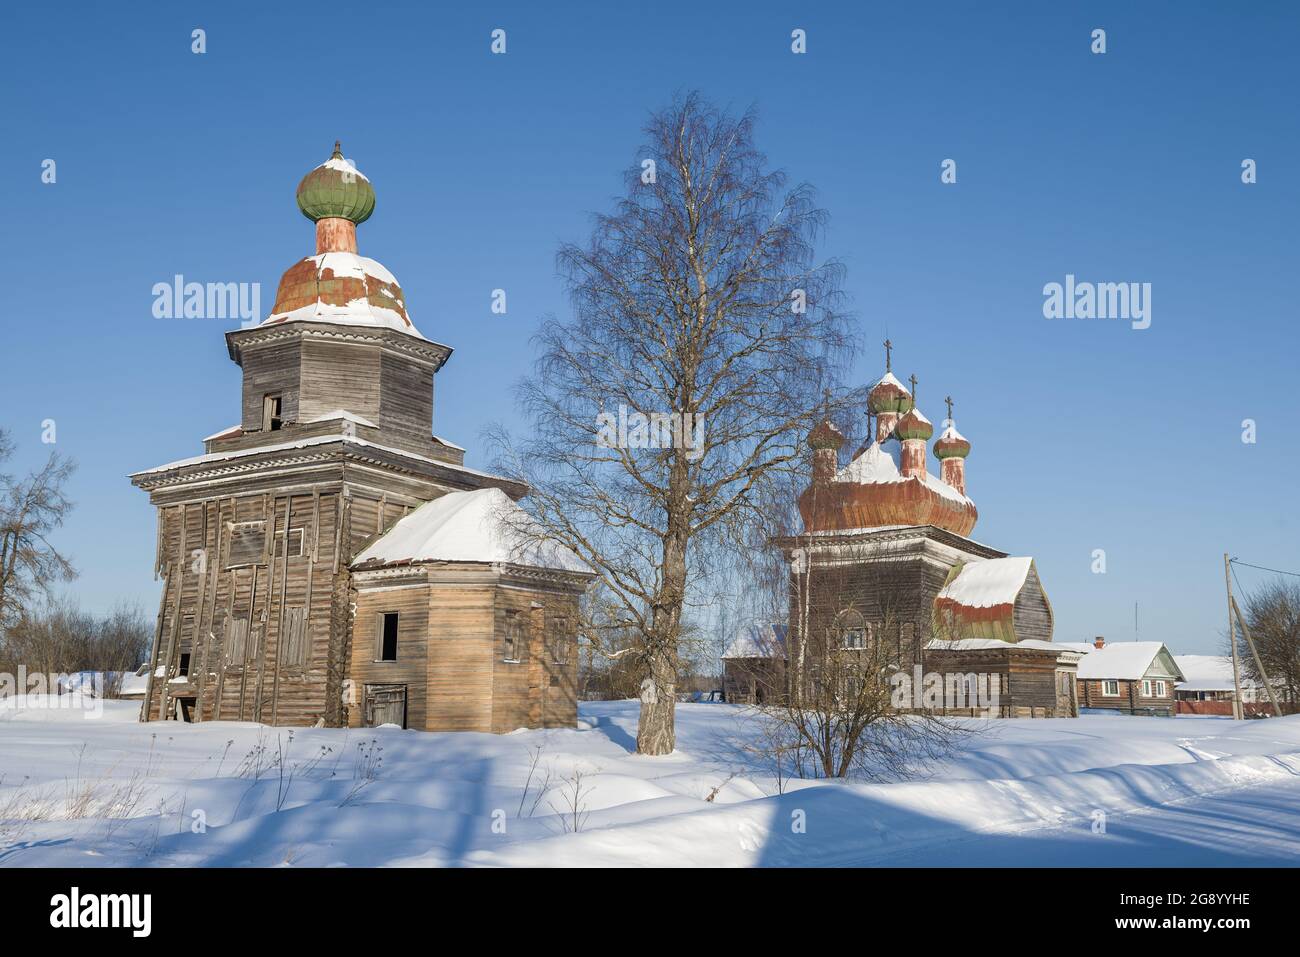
[2,1,1296,653]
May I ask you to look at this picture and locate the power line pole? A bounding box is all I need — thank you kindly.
[1230,593,1285,718]
[1224,552,1244,720]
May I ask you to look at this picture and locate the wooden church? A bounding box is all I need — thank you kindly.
[760,344,1082,717]
[131,145,593,730]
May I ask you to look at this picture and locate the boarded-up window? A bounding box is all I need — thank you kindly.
[274,527,305,558]
[282,607,308,668]
[550,617,570,664]
[226,522,266,568]
[503,611,524,662]
[376,612,399,661]
[225,618,249,666]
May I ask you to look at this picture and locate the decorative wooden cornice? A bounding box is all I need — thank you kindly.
[225,320,452,369]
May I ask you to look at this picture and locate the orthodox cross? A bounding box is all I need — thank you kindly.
[883,338,893,371]
[908,373,918,411]
[945,395,954,423]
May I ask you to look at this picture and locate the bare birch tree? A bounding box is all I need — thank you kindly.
[1231,577,1300,707]
[0,429,76,628]
[491,92,853,754]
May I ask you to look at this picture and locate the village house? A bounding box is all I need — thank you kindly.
[1064,638,1184,716]
[768,348,1082,718]
[130,144,593,730]
[721,622,787,705]
[1172,654,1270,717]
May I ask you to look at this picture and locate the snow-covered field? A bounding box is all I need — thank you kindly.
[2,698,1299,867]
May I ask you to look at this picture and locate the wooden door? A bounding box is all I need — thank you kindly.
[364,684,407,728]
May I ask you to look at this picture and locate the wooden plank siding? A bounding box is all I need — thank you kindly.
[1079,677,1177,716]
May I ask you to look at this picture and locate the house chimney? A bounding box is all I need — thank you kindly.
[1093,636,1105,649]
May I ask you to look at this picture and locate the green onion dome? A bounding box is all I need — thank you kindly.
[895,406,933,441]
[808,418,845,450]
[868,371,912,414]
[934,424,971,459]
[296,142,375,225]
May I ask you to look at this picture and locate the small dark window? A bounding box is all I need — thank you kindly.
[550,617,570,664]
[178,653,191,677]
[263,394,283,431]
[377,612,399,661]
[503,610,524,662]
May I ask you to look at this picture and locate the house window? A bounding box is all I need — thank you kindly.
[274,527,305,558]
[178,653,191,677]
[226,521,266,568]
[262,394,283,431]
[835,609,865,650]
[503,611,524,663]
[1141,679,1152,697]
[376,612,399,662]
[1153,680,1166,697]
[1102,680,1120,696]
[550,617,570,665]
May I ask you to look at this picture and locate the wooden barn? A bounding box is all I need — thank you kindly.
[130,144,591,729]
[769,352,1080,718]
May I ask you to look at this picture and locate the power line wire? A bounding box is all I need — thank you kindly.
[1228,558,1300,579]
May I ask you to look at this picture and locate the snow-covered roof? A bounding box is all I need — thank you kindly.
[304,409,379,429]
[936,557,1033,608]
[1174,655,1256,692]
[1076,642,1183,681]
[431,434,465,452]
[132,432,515,485]
[722,622,788,660]
[938,423,967,442]
[262,252,426,340]
[835,441,971,505]
[352,487,590,574]
[1057,641,1099,654]
[926,637,1073,655]
[203,424,241,442]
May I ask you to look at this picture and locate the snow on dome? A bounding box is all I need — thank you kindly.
[867,371,911,414]
[936,557,1033,609]
[296,143,376,224]
[722,622,788,660]
[808,418,845,450]
[934,423,971,459]
[352,487,591,575]
[895,405,934,440]
[835,441,971,506]
[836,439,902,483]
[263,252,426,339]
[319,156,370,182]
